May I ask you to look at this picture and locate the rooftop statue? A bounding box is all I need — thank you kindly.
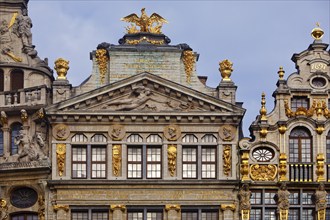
[121,8,168,34]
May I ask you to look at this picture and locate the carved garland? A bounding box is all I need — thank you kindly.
[95,49,109,84]
[250,164,277,181]
[112,145,122,177]
[125,37,165,45]
[167,145,177,176]
[223,145,231,176]
[284,99,330,118]
[56,143,66,177]
[182,50,195,83]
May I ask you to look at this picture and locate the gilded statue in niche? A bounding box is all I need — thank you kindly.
[250,164,277,181]
[53,124,70,141]
[167,145,177,176]
[121,8,168,34]
[164,124,181,141]
[112,145,122,177]
[223,145,231,176]
[109,124,126,141]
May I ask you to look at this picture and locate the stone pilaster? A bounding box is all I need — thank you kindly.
[221,204,236,220]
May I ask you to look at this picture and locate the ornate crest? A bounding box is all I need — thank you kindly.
[121,8,168,34]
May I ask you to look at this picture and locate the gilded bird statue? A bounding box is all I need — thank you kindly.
[121,8,168,34]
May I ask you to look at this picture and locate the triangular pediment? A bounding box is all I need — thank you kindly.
[46,72,245,116]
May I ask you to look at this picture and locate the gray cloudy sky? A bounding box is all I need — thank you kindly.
[28,0,330,136]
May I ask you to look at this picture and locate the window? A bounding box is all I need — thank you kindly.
[291,96,309,111]
[250,189,277,220]
[289,190,315,220]
[127,207,163,220]
[10,69,24,91]
[72,145,107,179]
[0,69,4,92]
[10,122,22,155]
[182,147,197,178]
[71,208,108,220]
[0,129,3,156]
[326,131,330,163]
[289,127,312,163]
[127,146,162,179]
[11,213,38,220]
[181,207,219,220]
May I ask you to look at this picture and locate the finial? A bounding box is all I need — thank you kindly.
[219,59,233,82]
[260,92,267,121]
[278,66,285,80]
[54,58,69,80]
[311,22,324,40]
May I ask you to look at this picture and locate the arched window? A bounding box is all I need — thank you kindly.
[0,69,4,92]
[10,69,24,91]
[10,123,22,155]
[289,127,312,163]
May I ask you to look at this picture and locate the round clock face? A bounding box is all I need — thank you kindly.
[10,187,38,208]
[252,147,275,162]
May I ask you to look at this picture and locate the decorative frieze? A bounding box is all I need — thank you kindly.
[250,164,277,181]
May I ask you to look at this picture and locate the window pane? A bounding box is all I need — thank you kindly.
[182,147,197,178]
[11,123,21,155]
[72,146,87,178]
[92,211,108,220]
[288,209,299,220]
[265,209,276,220]
[302,192,313,205]
[289,191,299,205]
[147,147,161,179]
[250,208,262,220]
[0,130,3,156]
[91,147,106,178]
[127,212,143,220]
[201,147,216,179]
[264,191,276,204]
[302,209,314,220]
[147,211,162,220]
[251,191,262,204]
[72,211,88,220]
[182,211,198,220]
[201,211,218,220]
[128,147,142,178]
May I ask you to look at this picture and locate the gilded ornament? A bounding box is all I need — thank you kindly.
[315,101,324,118]
[219,125,235,141]
[223,145,231,176]
[278,125,287,134]
[167,145,177,176]
[53,124,70,141]
[53,204,69,212]
[121,8,168,34]
[0,199,8,220]
[241,210,250,220]
[182,50,195,83]
[279,153,288,181]
[220,203,236,211]
[316,153,325,182]
[37,108,45,119]
[238,184,251,220]
[259,92,267,121]
[125,37,164,45]
[109,124,126,141]
[311,22,324,40]
[95,49,109,84]
[0,111,8,126]
[110,204,126,211]
[259,128,268,138]
[316,126,325,135]
[284,99,315,118]
[38,196,45,220]
[278,66,285,80]
[164,124,181,141]
[250,164,277,181]
[165,204,181,212]
[20,109,28,123]
[240,152,250,181]
[54,58,69,80]
[219,59,233,81]
[2,49,22,62]
[56,143,66,177]
[112,145,122,177]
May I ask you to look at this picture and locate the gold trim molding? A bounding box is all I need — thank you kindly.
[279,153,288,181]
[316,153,326,182]
[240,152,250,181]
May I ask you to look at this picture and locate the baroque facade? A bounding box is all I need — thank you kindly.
[0,1,329,220]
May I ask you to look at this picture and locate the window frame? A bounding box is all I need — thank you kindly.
[250,189,277,220]
[71,207,109,220]
[289,127,312,163]
[181,206,219,220]
[126,206,163,220]
[291,96,309,112]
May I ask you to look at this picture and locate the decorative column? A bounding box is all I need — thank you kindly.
[279,153,288,181]
[111,205,126,220]
[240,152,250,181]
[53,204,69,220]
[165,204,181,220]
[220,203,236,220]
[316,153,326,182]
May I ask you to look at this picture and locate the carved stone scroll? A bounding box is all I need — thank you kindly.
[56,143,66,177]
[112,145,122,177]
[167,145,177,176]
[53,204,69,212]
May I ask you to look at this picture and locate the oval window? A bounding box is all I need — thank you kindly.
[10,187,38,208]
[252,147,275,162]
[311,77,327,88]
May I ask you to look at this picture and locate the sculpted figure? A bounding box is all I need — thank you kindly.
[277,183,290,210]
[315,183,327,211]
[15,129,38,162]
[14,9,33,47]
[238,184,251,210]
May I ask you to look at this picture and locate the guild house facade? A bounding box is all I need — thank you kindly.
[0,1,329,220]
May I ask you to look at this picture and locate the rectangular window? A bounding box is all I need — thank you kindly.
[302,192,313,205]
[289,191,299,205]
[264,191,276,205]
[181,209,218,220]
[264,209,276,220]
[250,208,262,220]
[251,190,262,205]
[182,147,197,178]
[291,97,309,111]
[147,147,162,178]
[182,211,198,220]
[91,146,106,178]
[201,147,216,178]
[127,208,162,220]
[128,146,142,178]
[72,146,87,178]
[288,209,299,220]
[71,209,108,220]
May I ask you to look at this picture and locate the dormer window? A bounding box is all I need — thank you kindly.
[291,96,309,112]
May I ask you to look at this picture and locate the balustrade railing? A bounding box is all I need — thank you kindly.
[289,163,313,182]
